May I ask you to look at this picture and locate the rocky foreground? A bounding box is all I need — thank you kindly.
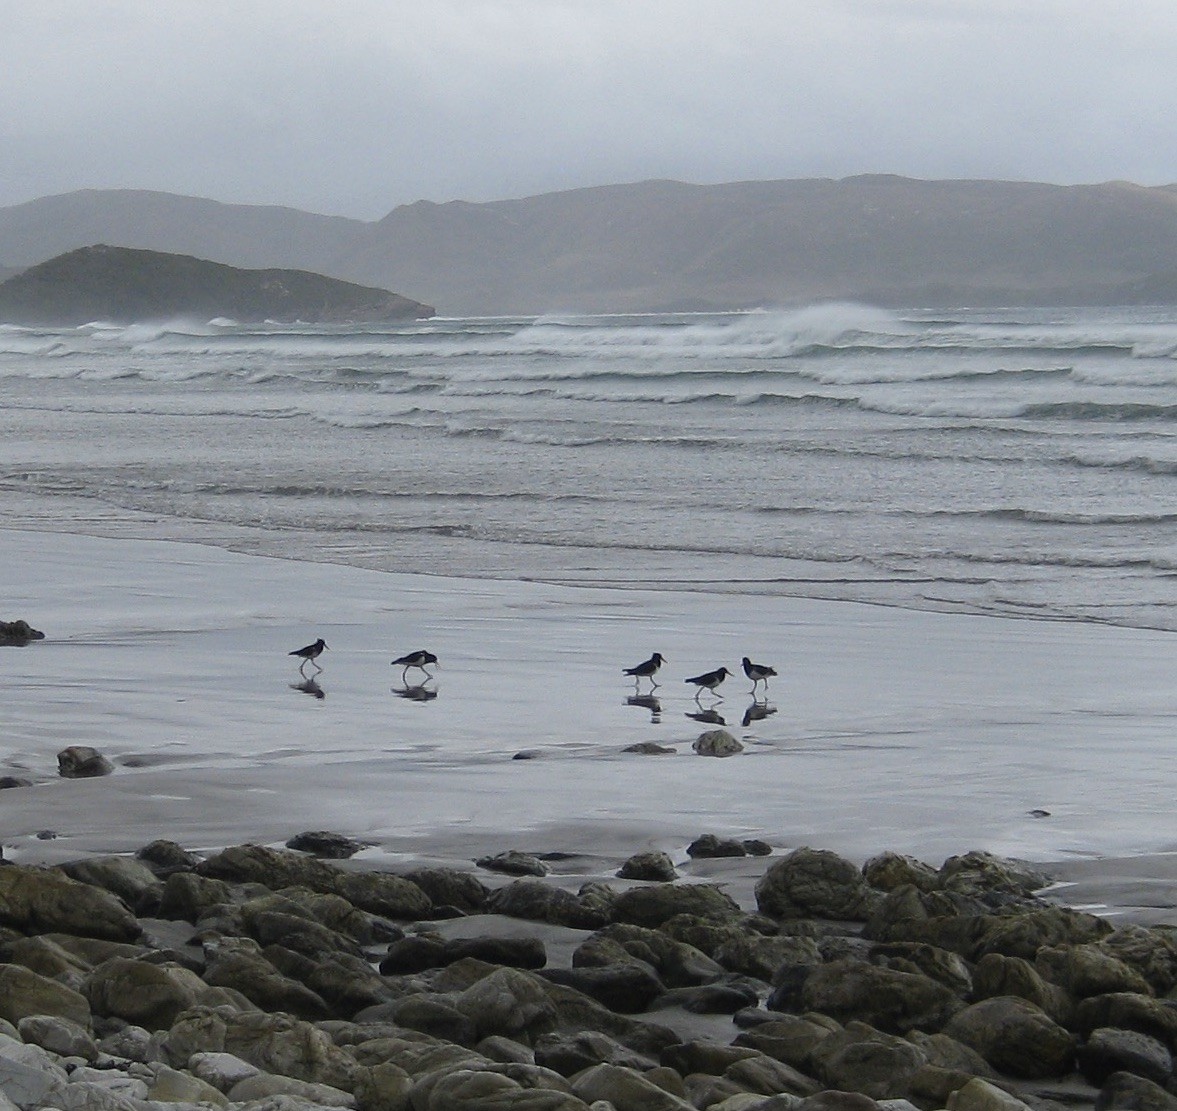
[1,838,1175,1111]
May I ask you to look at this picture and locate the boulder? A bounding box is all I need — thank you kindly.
[1098,925,1177,995]
[85,955,243,1029]
[572,1061,697,1110]
[485,879,608,929]
[862,852,940,894]
[56,856,164,914]
[613,883,741,927]
[1095,1071,1177,1111]
[1075,992,1177,1049]
[688,834,749,859]
[541,964,665,1014]
[0,964,92,1029]
[158,871,237,922]
[534,1030,657,1077]
[1078,1027,1173,1087]
[16,1014,98,1061]
[202,936,331,1020]
[947,1078,1036,1111]
[693,730,744,757]
[457,967,560,1044]
[810,1022,930,1100]
[618,851,678,882]
[404,867,490,913]
[381,933,546,974]
[971,952,1074,1026]
[0,865,141,941]
[56,745,114,778]
[135,839,202,876]
[0,619,44,646]
[1037,942,1153,999]
[733,1015,835,1072]
[575,922,725,986]
[477,850,551,877]
[285,830,365,858]
[943,996,1076,1078]
[757,848,881,921]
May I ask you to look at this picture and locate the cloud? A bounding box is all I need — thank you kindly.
[2,0,1177,218]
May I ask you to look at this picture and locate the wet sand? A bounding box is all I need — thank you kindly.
[2,526,1176,922]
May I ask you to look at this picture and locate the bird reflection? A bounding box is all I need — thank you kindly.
[742,700,778,728]
[393,682,438,702]
[686,707,726,726]
[625,693,662,722]
[290,676,326,700]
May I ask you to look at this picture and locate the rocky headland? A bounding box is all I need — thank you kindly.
[0,245,434,326]
[0,836,1174,1111]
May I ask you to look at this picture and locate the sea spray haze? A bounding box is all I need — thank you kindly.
[0,302,1173,630]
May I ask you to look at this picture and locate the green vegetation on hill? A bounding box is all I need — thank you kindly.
[0,244,434,325]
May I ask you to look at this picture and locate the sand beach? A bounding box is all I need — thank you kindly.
[2,525,1175,925]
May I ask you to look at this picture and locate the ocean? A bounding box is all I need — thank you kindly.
[0,302,1173,631]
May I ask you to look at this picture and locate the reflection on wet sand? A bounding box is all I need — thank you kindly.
[742,700,777,728]
[290,677,325,700]
[625,693,662,722]
[393,683,438,703]
[686,707,726,726]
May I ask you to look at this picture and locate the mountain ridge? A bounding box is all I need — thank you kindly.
[5,177,1177,314]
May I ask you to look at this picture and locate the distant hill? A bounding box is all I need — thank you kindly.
[0,244,434,325]
[5,177,1177,314]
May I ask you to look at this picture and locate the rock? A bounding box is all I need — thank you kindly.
[659,1040,760,1076]
[15,1014,97,1060]
[57,855,165,914]
[404,867,490,913]
[380,933,547,974]
[756,848,881,921]
[800,1095,884,1111]
[862,852,940,893]
[542,964,666,1014]
[86,955,243,1029]
[149,1064,233,1106]
[202,936,332,1020]
[943,996,1076,1078]
[0,777,32,790]
[56,745,114,778]
[285,830,366,859]
[1096,1070,1177,1111]
[733,1015,834,1071]
[1078,1027,1173,1087]
[0,962,92,1029]
[1098,925,1177,995]
[0,865,142,941]
[809,1023,929,1100]
[947,1078,1036,1111]
[328,870,433,921]
[135,839,202,876]
[938,851,1050,902]
[485,880,609,929]
[618,851,678,881]
[1075,992,1177,1049]
[1037,942,1153,999]
[693,730,744,757]
[227,1069,356,1105]
[782,959,963,1035]
[457,966,560,1043]
[663,980,761,1014]
[688,834,749,859]
[868,941,973,997]
[576,922,726,986]
[572,1061,697,1109]
[0,1034,68,1109]
[188,1050,262,1092]
[0,619,44,646]
[971,952,1074,1026]
[623,742,675,754]
[477,850,552,877]
[158,870,236,921]
[614,883,741,927]
[534,1030,657,1076]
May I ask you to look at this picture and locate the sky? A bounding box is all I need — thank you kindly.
[3,0,1177,221]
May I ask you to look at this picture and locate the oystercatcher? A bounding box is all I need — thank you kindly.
[685,666,730,699]
[741,656,778,695]
[391,649,438,681]
[289,638,327,670]
[622,652,665,687]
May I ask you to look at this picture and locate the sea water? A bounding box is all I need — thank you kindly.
[0,302,1173,631]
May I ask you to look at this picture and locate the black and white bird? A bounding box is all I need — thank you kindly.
[289,638,327,669]
[622,652,665,687]
[685,666,730,698]
[741,656,778,695]
[391,649,438,681]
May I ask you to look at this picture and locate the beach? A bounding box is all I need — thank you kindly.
[3,526,1176,925]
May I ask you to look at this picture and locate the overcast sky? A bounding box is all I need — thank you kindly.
[3,1,1176,220]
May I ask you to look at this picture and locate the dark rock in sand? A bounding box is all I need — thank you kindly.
[485,879,612,930]
[971,951,1074,1026]
[757,847,882,921]
[285,829,365,858]
[809,1022,931,1100]
[0,776,32,789]
[0,864,142,941]
[381,933,547,974]
[1078,1027,1174,1087]
[0,618,44,645]
[622,741,676,754]
[693,728,744,756]
[85,955,244,1029]
[57,855,165,915]
[1095,1070,1177,1111]
[618,850,678,881]
[868,940,974,998]
[535,1030,658,1076]
[862,850,941,893]
[575,921,725,987]
[660,978,762,1014]
[0,963,92,1030]
[943,995,1076,1078]
[1075,992,1177,1050]
[613,882,741,927]
[404,866,491,913]
[687,833,749,858]
[1037,941,1153,998]
[733,1014,836,1071]
[158,870,236,922]
[201,935,331,1020]
[56,744,114,778]
[477,849,552,877]
[938,850,1050,902]
[136,838,202,876]
[542,963,666,1014]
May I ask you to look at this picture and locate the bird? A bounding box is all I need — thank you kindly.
[622,652,665,687]
[685,666,730,699]
[391,649,438,681]
[289,638,327,670]
[742,656,778,695]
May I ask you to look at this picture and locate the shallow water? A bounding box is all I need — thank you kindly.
[0,304,1174,629]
